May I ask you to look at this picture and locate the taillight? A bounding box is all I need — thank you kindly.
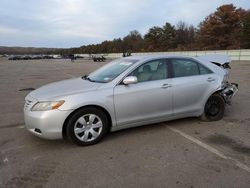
[221,74,228,88]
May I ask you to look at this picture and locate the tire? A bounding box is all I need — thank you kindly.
[201,94,225,121]
[66,107,109,146]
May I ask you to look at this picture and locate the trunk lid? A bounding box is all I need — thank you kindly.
[197,54,231,69]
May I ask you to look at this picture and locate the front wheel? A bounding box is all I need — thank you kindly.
[201,94,225,121]
[66,107,109,146]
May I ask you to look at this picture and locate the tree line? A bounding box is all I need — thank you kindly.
[0,46,60,55]
[60,4,250,55]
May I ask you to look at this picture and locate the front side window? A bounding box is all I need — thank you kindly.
[130,59,168,82]
[87,59,137,83]
[172,59,199,78]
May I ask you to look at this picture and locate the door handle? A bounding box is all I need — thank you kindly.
[161,83,172,89]
[207,77,215,82]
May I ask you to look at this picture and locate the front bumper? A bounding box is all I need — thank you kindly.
[24,109,73,139]
[221,83,239,104]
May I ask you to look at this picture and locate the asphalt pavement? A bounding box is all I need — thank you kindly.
[0,58,249,188]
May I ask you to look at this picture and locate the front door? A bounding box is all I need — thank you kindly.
[114,59,173,126]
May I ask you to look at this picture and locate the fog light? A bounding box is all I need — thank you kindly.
[34,128,42,134]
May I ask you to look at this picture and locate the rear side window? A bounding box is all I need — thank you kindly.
[172,59,199,77]
[198,63,213,74]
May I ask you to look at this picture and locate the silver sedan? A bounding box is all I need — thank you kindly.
[24,55,238,146]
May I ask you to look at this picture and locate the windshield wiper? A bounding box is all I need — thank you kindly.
[82,75,96,82]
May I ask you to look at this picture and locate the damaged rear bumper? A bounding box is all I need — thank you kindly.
[220,83,239,105]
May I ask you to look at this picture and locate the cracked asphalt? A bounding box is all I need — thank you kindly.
[0,58,249,188]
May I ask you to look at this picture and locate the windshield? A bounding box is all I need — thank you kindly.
[86,59,138,83]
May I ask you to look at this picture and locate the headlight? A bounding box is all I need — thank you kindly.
[31,100,65,111]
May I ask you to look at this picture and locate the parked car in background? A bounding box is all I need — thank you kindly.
[42,55,54,59]
[8,54,55,60]
[24,55,238,146]
[8,55,22,60]
[92,54,106,62]
[8,55,14,60]
[21,55,32,60]
[74,55,84,59]
[31,55,43,60]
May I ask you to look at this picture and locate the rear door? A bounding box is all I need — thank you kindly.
[170,58,214,115]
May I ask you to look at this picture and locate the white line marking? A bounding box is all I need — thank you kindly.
[1,145,26,153]
[167,126,250,173]
[3,157,8,163]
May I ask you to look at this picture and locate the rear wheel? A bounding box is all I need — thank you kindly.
[201,94,225,121]
[66,107,109,146]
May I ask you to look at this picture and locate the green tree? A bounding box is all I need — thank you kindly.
[144,26,165,51]
[123,30,144,52]
[162,22,176,50]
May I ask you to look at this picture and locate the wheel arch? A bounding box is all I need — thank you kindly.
[62,105,113,139]
[201,90,226,121]
[198,87,226,117]
[207,89,227,103]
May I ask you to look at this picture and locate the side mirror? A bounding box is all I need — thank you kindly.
[123,76,138,85]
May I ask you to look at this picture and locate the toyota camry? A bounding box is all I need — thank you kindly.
[24,55,238,146]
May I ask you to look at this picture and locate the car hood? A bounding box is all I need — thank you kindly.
[29,77,102,100]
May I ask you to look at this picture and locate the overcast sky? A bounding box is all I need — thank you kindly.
[0,0,249,48]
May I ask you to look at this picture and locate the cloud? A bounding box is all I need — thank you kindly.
[0,0,249,47]
[0,25,20,34]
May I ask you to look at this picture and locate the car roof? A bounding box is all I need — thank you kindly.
[124,54,194,61]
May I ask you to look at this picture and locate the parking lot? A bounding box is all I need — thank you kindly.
[0,58,249,188]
